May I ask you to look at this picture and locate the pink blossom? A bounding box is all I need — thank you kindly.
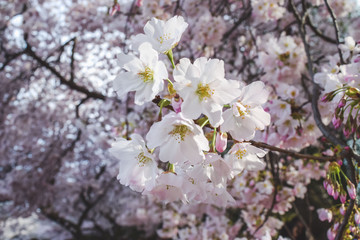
[340,192,347,204]
[136,0,143,7]
[215,131,228,153]
[317,208,333,222]
[339,204,345,215]
[347,182,356,200]
[327,229,336,240]
[332,116,342,129]
[171,97,182,113]
[355,211,360,225]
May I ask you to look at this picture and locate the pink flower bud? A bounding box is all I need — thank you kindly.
[327,184,334,196]
[340,204,345,215]
[332,116,342,129]
[321,95,328,102]
[338,98,346,108]
[136,0,143,7]
[347,182,356,200]
[355,212,360,225]
[109,3,121,16]
[343,128,351,138]
[340,192,347,204]
[215,132,227,153]
[333,222,340,231]
[171,97,182,113]
[327,229,336,240]
[333,190,339,200]
[323,180,328,190]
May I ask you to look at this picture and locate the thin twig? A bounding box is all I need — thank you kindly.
[70,38,77,82]
[25,43,106,100]
[323,0,344,64]
[222,6,252,41]
[306,16,337,44]
[248,140,337,162]
[253,153,279,235]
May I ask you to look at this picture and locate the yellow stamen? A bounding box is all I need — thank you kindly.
[138,66,154,82]
[235,148,247,159]
[136,152,152,167]
[169,125,191,143]
[196,83,214,101]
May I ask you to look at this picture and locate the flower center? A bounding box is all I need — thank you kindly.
[236,103,250,119]
[278,51,290,63]
[138,66,154,83]
[169,124,191,142]
[196,83,214,101]
[235,148,247,160]
[136,152,152,167]
[157,33,171,44]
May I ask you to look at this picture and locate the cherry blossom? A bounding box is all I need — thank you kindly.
[132,16,188,54]
[173,57,241,127]
[113,42,167,105]
[146,112,209,164]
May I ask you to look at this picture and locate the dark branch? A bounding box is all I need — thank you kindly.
[24,44,106,100]
[306,16,337,44]
[70,38,77,82]
[222,6,252,41]
[324,0,344,64]
[248,140,337,162]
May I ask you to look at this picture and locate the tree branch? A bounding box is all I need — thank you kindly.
[323,0,344,64]
[306,16,337,44]
[24,44,106,100]
[222,6,252,41]
[248,140,337,161]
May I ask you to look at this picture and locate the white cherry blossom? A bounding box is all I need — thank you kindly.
[173,57,241,127]
[221,81,271,141]
[227,142,267,176]
[132,16,188,53]
[113,42,167,105]
[109,134,158,192]
[144,172,187,203]
[146,112,209,164]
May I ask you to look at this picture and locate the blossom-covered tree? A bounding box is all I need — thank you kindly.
[1,0,360,239]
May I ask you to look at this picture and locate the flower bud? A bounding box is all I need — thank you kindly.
[109,3,121,16]
[347,181,356,200]
[323,180,329,190]
[215,132,227,153]
[171,96,182,113]
[136,0,143,7]
[340,204,345,215]
[354,56,360,63]
[340,191,347,204]
[327,183,334,196]
[338,98,346,108]
[343,127,351,138]
[332,115,342,129]
[327,229,335,240]
[355,211,360,225]
[333,189,339,200]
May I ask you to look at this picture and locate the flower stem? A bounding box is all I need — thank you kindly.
[200,119,209,128]
[167,49,176,69]
[168,163,175,172]
[212,128,217,152]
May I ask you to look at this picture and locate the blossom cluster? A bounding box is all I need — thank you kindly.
[110,16,271,206]
[315,36,360,138]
